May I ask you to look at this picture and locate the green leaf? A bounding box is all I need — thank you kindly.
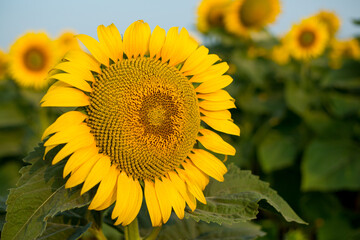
[2,143,92,240]
[285,81,311,115]
[186,164,306,225]
[258,130,297,173]
[0,101,26,127]
[159,217,265,240]
[322,61,360,90]
[302,139,360,191]
[326,92,360,117]
[0,128,26,157]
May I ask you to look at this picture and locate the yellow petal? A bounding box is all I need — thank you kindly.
[64,50,101,73]
[65,154,100,188]
[199,109,232,120]
[76,34,109,66]
[63,143,99,178]
[44,123,90,146]
[189,149,227,182]
[190,62,229,83]
[149,26,166,59]
[183,54,220,76]
[160,27,179,63]
[168,28,198,66]
[41,86,89,107]
[89,165,119,210]
[182,160,209,190]
[197,129,236,156]
[97,24,123,62]
[123,20,151,58]
[201,116,240,136]
[197,90,234,101]
[180,46,209,73]
[95,186,117,211]
[49,73,92,92]
[42,111,87,140]
[52,131,95,165]
[119,179,143,226]
[199,100,236,111]
[155,178,172,224]
[195,75,233,93]
[54,61,95,82]
[144,180,162,227]
[108,23,123,61]
[168,171,196,211]
[162,177,186,219]
[177,169,207,204]
[81,155,111,195]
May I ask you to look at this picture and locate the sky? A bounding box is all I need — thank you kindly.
[0,0,359,49]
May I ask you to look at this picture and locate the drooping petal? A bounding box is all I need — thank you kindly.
[89,165,119,210]
[76,34,109,66]
[149,26,166,59]
[195,75,233,93]
[177,169,207,204]
[65,154,100,188]
[189,149,227,182]
[182,160,209,190]
[81,155,111,195]
[40,86,89,107]
[44,123,90,146]
[201,116,240,136]
[123,20,151,58]
[198,100,236,111]
[197,129,236,156]
[119,179,143,226]
[162,177,186,219]
[155,178,172,224]
[199,109,232,120]
[168,171,197,211]
[144,180,162,227]
[197,90,234,101]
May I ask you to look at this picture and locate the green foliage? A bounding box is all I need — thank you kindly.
[186,164,305,225]
[2,144,92,240]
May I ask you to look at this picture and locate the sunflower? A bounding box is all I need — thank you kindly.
[56,31,81,57]
[9,32,57,89]
[286,18,329,60]
[330,38,360,68]
[314,10,341,38]
[41,20,239,227]
[271,44,290,65]
[196,0,231,33]
[0,49,9,80]
[225,0,281,37]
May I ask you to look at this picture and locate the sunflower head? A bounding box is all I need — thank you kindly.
[0,49,9,80]
[314,10,341,38]
[40,21,239,227]
[271,44,290,65]
[330,38,360,68]
[56,31,81,57]
[9,32,57,89]
[196,0,231,33]
[286,18,329,60]
[225,0,281,37]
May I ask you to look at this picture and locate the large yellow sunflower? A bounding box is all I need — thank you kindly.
[286,18,329,60]
[9,32,57,89]
[196,0,231,33]
[0,49,9,80]
[41,20,239,227]
[56,31,81,57]
[314,10,341,38]
[225,0,281,37]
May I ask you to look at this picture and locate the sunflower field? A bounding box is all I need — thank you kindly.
[0,0,359,239]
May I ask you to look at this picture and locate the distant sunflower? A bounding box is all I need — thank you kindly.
[9,32,57,89]
[271,44,290,65]
[225,0,281,37]
[314,10,341,38]
[330,38,360,68]
[56,31,81,57]
[197,0,231,33]
[41,21,239,227]
[0,49,9,80]
[287,18,329,60]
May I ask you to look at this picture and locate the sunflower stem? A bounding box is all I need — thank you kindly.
[125,217,141,240]
[144,226,162,240]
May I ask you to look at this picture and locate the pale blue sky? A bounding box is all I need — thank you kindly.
[0,0,359,49]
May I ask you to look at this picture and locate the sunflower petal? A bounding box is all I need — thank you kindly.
[197,90,234,101]
[162,177,186,219]
[168,28,198,66]
[182,160,209,190]
[195,75,233,93]
[178,169,207,204]
[123,20,151,58]
[199,109,232,120]
[76,34,109,66]
[155,178,172,224]
[190,62,229,83]
[189,149,227,182]
[41,86,89,107]
[180,46,209,73]
[49,73,92,92]
[65,154,100,188]
[149,26,166,59]
[54,61,95,82]
[183,54,220,76]
[120,179,143,226]
[64,50,101,73]
[97,24,123,62]
[197,129,236,156]
[168,171,197,211]
[160,27,179,63]
[199,100,236,111]
[44,123,90,146]
[144,180,162,227]
[201,116,240,136]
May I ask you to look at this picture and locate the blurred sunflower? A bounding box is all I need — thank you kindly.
[56,31,81,57]
[196,0,231,33]
[0,49,9,80]
[9,32,57,89]
[314,10,341,38]
[271,44,290,65]
[286,18,329,60]
[330,38,360,68]
[225,0,281,37]
[41,20,239,227]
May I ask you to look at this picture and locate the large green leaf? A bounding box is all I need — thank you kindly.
[326,92,360,118]
[186,164,306,225]
[322,61,360,90]
[258,130,297,173]
[2,144,92,240]
[302,139,360,191]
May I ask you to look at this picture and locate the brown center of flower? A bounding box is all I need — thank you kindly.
[207,7,225,28]
[87,58,200,181]
[239,0,271,28]
[299,30,316,47]
[23,48,46,71]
